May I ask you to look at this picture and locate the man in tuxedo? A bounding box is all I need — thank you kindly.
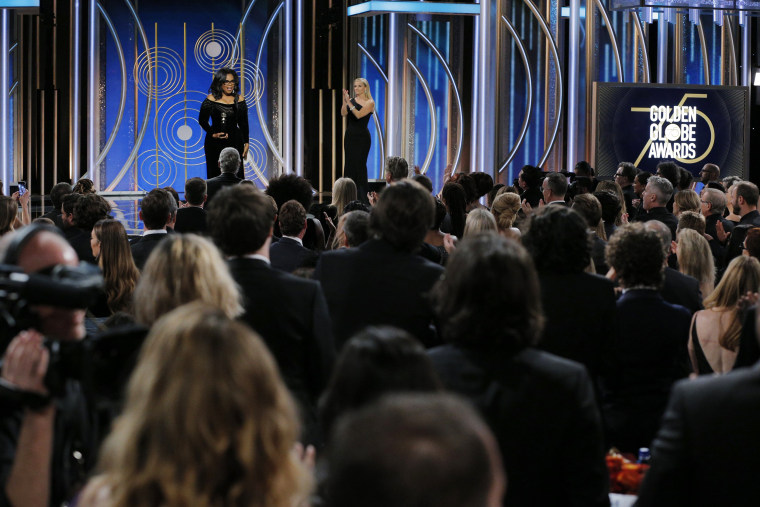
[269,199,318,272]
[314,180,443,349]
[384,156,409,184]
[637,309,760,505]
[614,162,637,214]
[207,185,333,444]
[699,162,720,185]
[518,165,544,208]
[700,187,733,271]
[635,175,678,240]
[644,220,703,314]
[39,182,72,229]
[66,193,111,264]
[130,189,176,269]
[541,171,568,206]
[173,177,207,234]
[719,181,760,265]
[206,147,242,203]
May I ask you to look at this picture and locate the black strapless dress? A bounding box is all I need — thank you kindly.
[343,99,371,198]
[198,98,249,179]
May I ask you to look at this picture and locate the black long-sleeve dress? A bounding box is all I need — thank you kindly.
[343,99,371,198]
[198,98,249,179]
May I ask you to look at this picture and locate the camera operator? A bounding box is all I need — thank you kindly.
[0,227,92,507]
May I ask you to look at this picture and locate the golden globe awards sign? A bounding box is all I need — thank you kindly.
[592,83,748,179]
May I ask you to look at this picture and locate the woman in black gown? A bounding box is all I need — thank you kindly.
[342,78,374,199]
[198,68,249,179]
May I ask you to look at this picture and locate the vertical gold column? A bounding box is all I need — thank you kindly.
[154,23,159,188]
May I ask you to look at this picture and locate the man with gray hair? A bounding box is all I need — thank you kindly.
[206,146,242,203]
[385,156,409,184]
[635,175,678,239]
[700,187,734,269]
[541,172,568,205]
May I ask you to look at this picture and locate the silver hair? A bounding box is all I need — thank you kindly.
[702,188,726,215]
[218,147,241,174]
[646,176,673,206]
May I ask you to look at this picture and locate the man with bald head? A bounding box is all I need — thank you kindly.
[0,226,94,506]
[699,163,720,184]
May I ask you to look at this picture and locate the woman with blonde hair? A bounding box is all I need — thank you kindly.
[133,234,243,326]
[89,219,140,316]
[595,180,627,225]
[330,177,357,217]
[688,255,760,375]
[463,208,497,237]
[79,303,311,506]
[342,77,375,200]
[676,228,715,299]
[490,192,521,240]
[673,189,701,217]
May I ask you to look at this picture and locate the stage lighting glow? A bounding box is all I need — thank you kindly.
[754,71,760,87]
[0,0,39,6]
[347,1,480,17]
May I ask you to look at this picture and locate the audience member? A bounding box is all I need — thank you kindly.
[88,219,140,317]
[743,227,760,259]
[596,180,627,224]
[330,177,357,218]
[541,172,568,206]
[572,193,608,274]
[491,192,521,240]
[700,187,734,271]
[486,183,506,208]
[60,193,81,239]
[637,306,760,505]
[688,255,760,375]
[450,173,479,210]
[645,220,703,314]
[318,326,441,440]
[594,190,621,240]
[522,206,616,379]
[0,196,17,237]
[673,189,700,217]
[326,393,504,507]
[428,234,609,506]
[385,156,409,184]
[162,186,180,208]
[675,228,715,299]
[411,173,434,193]
[635,175,678,239]
[205,147,242,203]
[655,161,681,210]
[133,233,242,327]
[39,182,73,228]
[342,199,370,214]
[676,210,706,236]
[615,162,637,212]
[207,184,334,444]
[130,188,176,270]
[678,166,694,191]
[72,178,96,194]
[630,170,651,219]
[601,223,691,453]
[518,165,543,208]
[720,181,760,265]
[336,209,369,249]
[266,174,325,250]
[315,180,443,349]
[270,199,319,272]
[722,175,742,191]
[699,163,720,184]
[471,172,494,202]
[173,177,207,234]
[79,303,311,507]
[69,193,112,264]
[463,208,497,237]
[440,182,467,239]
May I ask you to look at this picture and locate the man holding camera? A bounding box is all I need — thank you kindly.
[0,227,93,507]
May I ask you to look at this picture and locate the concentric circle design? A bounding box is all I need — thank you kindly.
[137,150,178,191]
[229,59,266,106]
[134,46,184,99]
[153,90,209,166]
[243,138,269,187]
[194,29,238,72]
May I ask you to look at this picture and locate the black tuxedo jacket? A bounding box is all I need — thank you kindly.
[173,206,207,234]
[637,362,760,506]
[661,267,703,314]
[39,209,65,229]
[269,237,319,273]
[313,238,444,349]
[634,206,678,240]
[429,345,609,507]
[130,232,170,270]
[206,172,242,203]
[725,209,760,265]
[600,289,691,453]
[537,271,616,380]
[229,257,334,441]
[67,228,96,264]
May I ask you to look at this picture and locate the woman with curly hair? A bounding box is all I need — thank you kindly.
[490,191,521,240]
[79,303,311,506]
[689,255,760,375]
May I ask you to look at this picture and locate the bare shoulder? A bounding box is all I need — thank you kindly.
[206,94,215,101]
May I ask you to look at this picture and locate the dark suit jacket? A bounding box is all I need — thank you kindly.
[621,184,635,216]
[634,206,678,240]
[429,345,609,507]
[521,186,544,208]
[39,209,65,229]
[67,228,96,264]
[661,267,703,314]
[637,362,760,506]
[205,172,242,203]
[313,238,444,349]
[269,237,319,273]
[704,213,734,272]
[229,257,334,442]
[173,206,207,234]
[724,210,760,265]
[537,271,616,380]
[600,289,691,453]
[130,232,170,270]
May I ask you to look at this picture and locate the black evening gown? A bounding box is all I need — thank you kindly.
[198,98,249,179]
[343,99,371,198]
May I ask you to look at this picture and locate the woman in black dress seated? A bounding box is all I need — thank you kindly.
[198,68,249,179]
[341,78,374,200]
